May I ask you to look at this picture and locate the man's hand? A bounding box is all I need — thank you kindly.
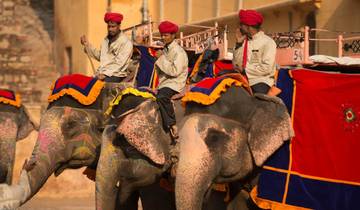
[80,35,89,46]
[97,74,106,80]
[155,50,164,59]
[235,28,246,43]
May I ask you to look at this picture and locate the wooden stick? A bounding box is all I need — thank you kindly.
[86,51,96,75]
[131,63,140,87]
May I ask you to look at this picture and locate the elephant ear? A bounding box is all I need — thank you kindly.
[17,105,39,140]
[248,96,294,166]
[116,100,169,165]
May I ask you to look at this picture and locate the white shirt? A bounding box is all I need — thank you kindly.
[233,31,277,86]
[155,41,189,92]
[86,32,133,77]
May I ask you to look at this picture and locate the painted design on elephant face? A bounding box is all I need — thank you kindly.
[38,131,53,154]
[32,109,65,165]
[35,128,64,167]
[0,117,17,141]
[70,133,97,151]
[0,116,18,157]
[68,133,97,161]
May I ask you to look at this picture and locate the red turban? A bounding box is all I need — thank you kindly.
[104,12,123,24]
[158,21,179,34]
[238,9,263,26]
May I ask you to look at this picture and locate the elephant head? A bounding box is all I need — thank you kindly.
[0,104,38,185]
[95,94,183,210]
[175,87,294,210]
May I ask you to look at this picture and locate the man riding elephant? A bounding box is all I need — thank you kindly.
[155,20,188,139]
[233,9,277,94]
[0,90,38,185]
[81,12,133,83]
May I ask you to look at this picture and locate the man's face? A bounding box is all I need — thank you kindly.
[107,21,121,37]
[239,23,250,37]
[161,33,176,45]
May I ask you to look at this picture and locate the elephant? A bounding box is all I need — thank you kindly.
[174,86,294,210]
[0,103,39,185]
[95,93,234,210]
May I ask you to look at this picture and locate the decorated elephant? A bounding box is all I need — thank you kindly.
[174,78,294,210]
[0,90,39,185]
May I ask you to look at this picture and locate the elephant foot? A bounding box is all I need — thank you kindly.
[0,170,31,209]
[170,125,179,139]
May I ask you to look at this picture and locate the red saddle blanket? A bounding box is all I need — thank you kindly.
[181,74,249,106]
[48,74,104,105]
[0,89,21,107]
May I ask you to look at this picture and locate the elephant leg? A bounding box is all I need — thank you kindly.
[175,117,220,210]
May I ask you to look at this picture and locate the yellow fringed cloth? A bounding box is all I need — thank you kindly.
[105,87,156,115]
[48,74,104,106]
[0,89,21,107]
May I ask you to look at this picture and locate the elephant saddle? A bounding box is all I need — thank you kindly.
[0,89,21,107]
[48,74,105,105]
[181,74,250,106]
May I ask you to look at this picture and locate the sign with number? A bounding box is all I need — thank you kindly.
[293,48,303,62]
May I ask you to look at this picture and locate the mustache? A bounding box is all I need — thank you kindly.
[239,28,247,35]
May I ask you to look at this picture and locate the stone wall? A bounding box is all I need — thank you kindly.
[0,0,58,105]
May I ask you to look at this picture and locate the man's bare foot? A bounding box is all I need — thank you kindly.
[170,125,179,139]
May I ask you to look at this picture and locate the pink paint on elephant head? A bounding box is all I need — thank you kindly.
[38,130,52,153]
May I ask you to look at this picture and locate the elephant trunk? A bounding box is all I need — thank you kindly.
[0,114,18,184]
[96,125,125,210]
[0,109,65,209]
[25,110,66,202]
[0,136,17,185]
[175,116,219,210]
